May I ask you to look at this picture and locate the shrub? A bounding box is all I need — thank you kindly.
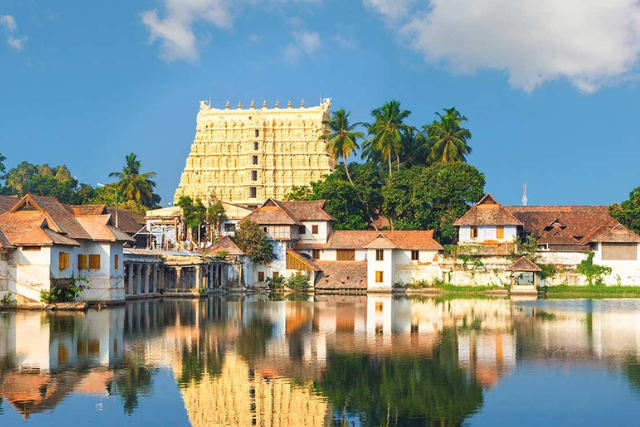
[537,264,558,280]
[286,274,309,291]
[267,275,285,290]
[198,287,207,294]
[1,291,14,305]
[577,253,612,286]
[40,278,89,304]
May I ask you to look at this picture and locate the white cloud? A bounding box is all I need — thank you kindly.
[370,0,640,93]
[284,30,321,66]
[0,14,27,52]
[363,0,415,23]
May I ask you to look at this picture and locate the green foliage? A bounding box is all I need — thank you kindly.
[0,152,6,183]
[285,162,384,230]
[577,253,612,286]
[513,235,540,260]
[109,153,160,208]
[1,291,14,305]
[206,201,227,239]
[610,186,640,235]
[112,362,156,415]
[266,275,285,290]
[425,107,473,164]
[539,284,640,297]
[236,318,274,364]
[213,249,229,260]
[40,278,89,303]
[381,163,485,242]
[198,287,207,295]
[364,100,412,175]
[233,219,274,263]
[286,274,309,291]
[537,263,558,280]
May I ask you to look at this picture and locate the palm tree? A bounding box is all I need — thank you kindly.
[364,100,411,176]
[425,108,472,164]
[322,108,378,230]
[399,126,431,168]
[109,153,157,207]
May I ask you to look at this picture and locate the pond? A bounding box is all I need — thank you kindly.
[0,295,640,426]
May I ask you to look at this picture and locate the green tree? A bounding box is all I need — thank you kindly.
[0,152,6,182]
[364,100,411,176]
[399,126,430,168]
[426,107,473,164]
[177,196,207,248]
[109,153,159,208]
[112,362,156,415]
[322,108,378,230]
[206,201,228,242]
[610,186,640,235]
[233,219,274,263]
[381,163,485,243]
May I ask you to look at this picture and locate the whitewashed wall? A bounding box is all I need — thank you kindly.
[393,250,441,285]
[593,242,640,285]
[299,221,331,244]
[367,248,394,290]
[458,225,518,243]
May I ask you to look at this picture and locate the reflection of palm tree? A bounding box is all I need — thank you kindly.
[178,339,225,387]
[112,362,156,415]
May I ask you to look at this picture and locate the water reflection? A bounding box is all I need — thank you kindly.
[0,296,639,425]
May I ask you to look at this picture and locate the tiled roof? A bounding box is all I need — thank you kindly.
[325,230,441,250]
[509,256,541,272]
[75,215,134,242]
[70,205,107,215]
[506,205,611,239]
[287,249,321,271]
[244,199,301,225]
[362,234,398,249]
[538,226,579,245]
[208,236,245,256]
[280,200,336,221]
[454,194,523,226]
[578,221,640,245]
[106,208,145,235]
[13,195,91,241]
[0,227,15,250]
[0,211,80,246]
[315,261,368,289]
[0,195,18,215]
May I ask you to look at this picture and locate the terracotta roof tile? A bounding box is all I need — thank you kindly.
[0,195,18,215]
[280,200,336,221]
[326,230,441,250]
[0,226,15,249]
[0,211,80,246]
[208,236,245,256]
[75,215,133,242]
[70,205,107,215]
[538,226,579,245]
[106,208,145,235]
[507,205,611,239]
[11,195,91,240]
[315,261,368,289]
[244,199,301,225]
[454,194,523,226]
[579,221,640,244]
[509,256,541,272]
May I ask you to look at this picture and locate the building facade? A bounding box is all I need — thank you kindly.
[174,99,334,207]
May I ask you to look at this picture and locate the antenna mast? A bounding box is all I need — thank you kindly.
[522,183,528,206]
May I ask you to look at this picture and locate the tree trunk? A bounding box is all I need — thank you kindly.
[388,153,392,176]
[344,158,379,232]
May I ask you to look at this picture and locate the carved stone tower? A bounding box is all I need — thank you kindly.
[174,99,334,206]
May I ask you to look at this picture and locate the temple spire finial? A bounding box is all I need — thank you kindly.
[300,99,305,108]
[237,101,242,109]
[287,100,292,108]
[250,100,255,109]
[225,101,230,109]
[275,100,280,108]
[262,100,267,108]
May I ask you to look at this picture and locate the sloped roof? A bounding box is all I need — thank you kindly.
[325,230,441,250]
[70,204,107,215]
[208,236,245,256]
[244,199,301,225]
[280,200,336,221]
[538,226,579,245]
[454,194,523,226]
[315,261,368,290]
[9,195,91,241]
[75,215,134,242]
[509,256,541,272]
[106,208,145,235]
[579,220,640,244]
[286,249,321,271]
[0,211,80,246]
[0,195,18,215]
[0,226,15,250]
[506,205,610,239]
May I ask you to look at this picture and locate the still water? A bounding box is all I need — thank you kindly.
[1,295,640,426]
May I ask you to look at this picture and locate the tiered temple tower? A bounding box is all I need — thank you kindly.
[174,99,334,207]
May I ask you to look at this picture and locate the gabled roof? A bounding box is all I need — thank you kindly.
[69,204,107,216]
[0,226,15,250]
[578,220,640,245]
[509,256,541,272]
[454,194,523,226]
[244,198,301,225]
[280,200,336,221]
[363,233,398,249]
[324,230,442,251]
[0,211,80,246]
[106,208,145,235]
[0,195,18,215]
[208,236,245,256]
[538,226,579,245]
[9,195,91,240]
[286,249,321,271]
[75,215,134,242]
[506,205,610,239]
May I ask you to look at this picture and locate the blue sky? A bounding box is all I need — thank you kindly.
[1,0,640,207]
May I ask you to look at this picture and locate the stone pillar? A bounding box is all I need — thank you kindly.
[195,266,202,291]
[143,264,150,295]
[127,263,134,296]
[136,264,142,295]
[176,267,182,290]
[154,265,160,293]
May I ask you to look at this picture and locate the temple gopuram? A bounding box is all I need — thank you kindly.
[174,99,334,207]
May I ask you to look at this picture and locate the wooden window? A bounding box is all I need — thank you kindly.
[0,253,8,261]
[470,226,478,238]
[299,225,306,235]
[376,249,384,261]
[78,254,88,270]
[273,271,279,278]
[254,142,259,150]
[312,249,321,260]
[114,254,119,270]
[496,226,504,239]
[255,129,259,137]
[224,223,236,232]
[602,243,638,260]
[249,187,257,198]
[251,170,258,181]
[89,254,101,270]
[58,252,70,270]
[375,271,384,283]
[312,225,319,235]
[337,249,355,261]
[23,247,41,251]
[258,271,265,282]
[252,155,258,165]
[411,250,419,261]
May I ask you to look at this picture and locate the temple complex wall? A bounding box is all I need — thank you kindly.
[175,99,334,206]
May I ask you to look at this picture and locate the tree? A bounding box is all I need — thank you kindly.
[177,196,207,249]
[0,152,6,182]
[233,219,274,263]
[426,107,473,164]
[399,126,430,168]
[206,201,227,242]
[322,108,378,230]
[109,153,159,208]
[364,100,411,175]
[610,186,640,235]
[381,163,485,243]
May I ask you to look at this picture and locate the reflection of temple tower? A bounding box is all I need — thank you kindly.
[173,352,331,427]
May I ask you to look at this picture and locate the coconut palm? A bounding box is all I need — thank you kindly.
[321,108,378,230]
[425,107,472,164]
[109,153,157,207]
[364,100,411,176]
[399,126,431,168]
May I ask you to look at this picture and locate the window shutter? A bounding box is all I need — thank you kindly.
[89,254,101,270]
[78,254,88,270]
[114,254,119,270]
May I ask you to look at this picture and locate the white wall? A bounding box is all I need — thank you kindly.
[458,225,517,244]
[394,250,441,285]
[593,242,640,285]
[299,221,331,244]
[367,248,394,290]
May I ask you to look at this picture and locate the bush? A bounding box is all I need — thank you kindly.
[286,274,309,291]
[1,291,14,305]
[40,278,89,303]
[537,264,558,280]
[267,275,285,290]
[577,253,612,286]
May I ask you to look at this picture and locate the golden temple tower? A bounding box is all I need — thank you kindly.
[174,99,334,207]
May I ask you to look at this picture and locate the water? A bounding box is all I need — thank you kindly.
[1,295,640,426]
